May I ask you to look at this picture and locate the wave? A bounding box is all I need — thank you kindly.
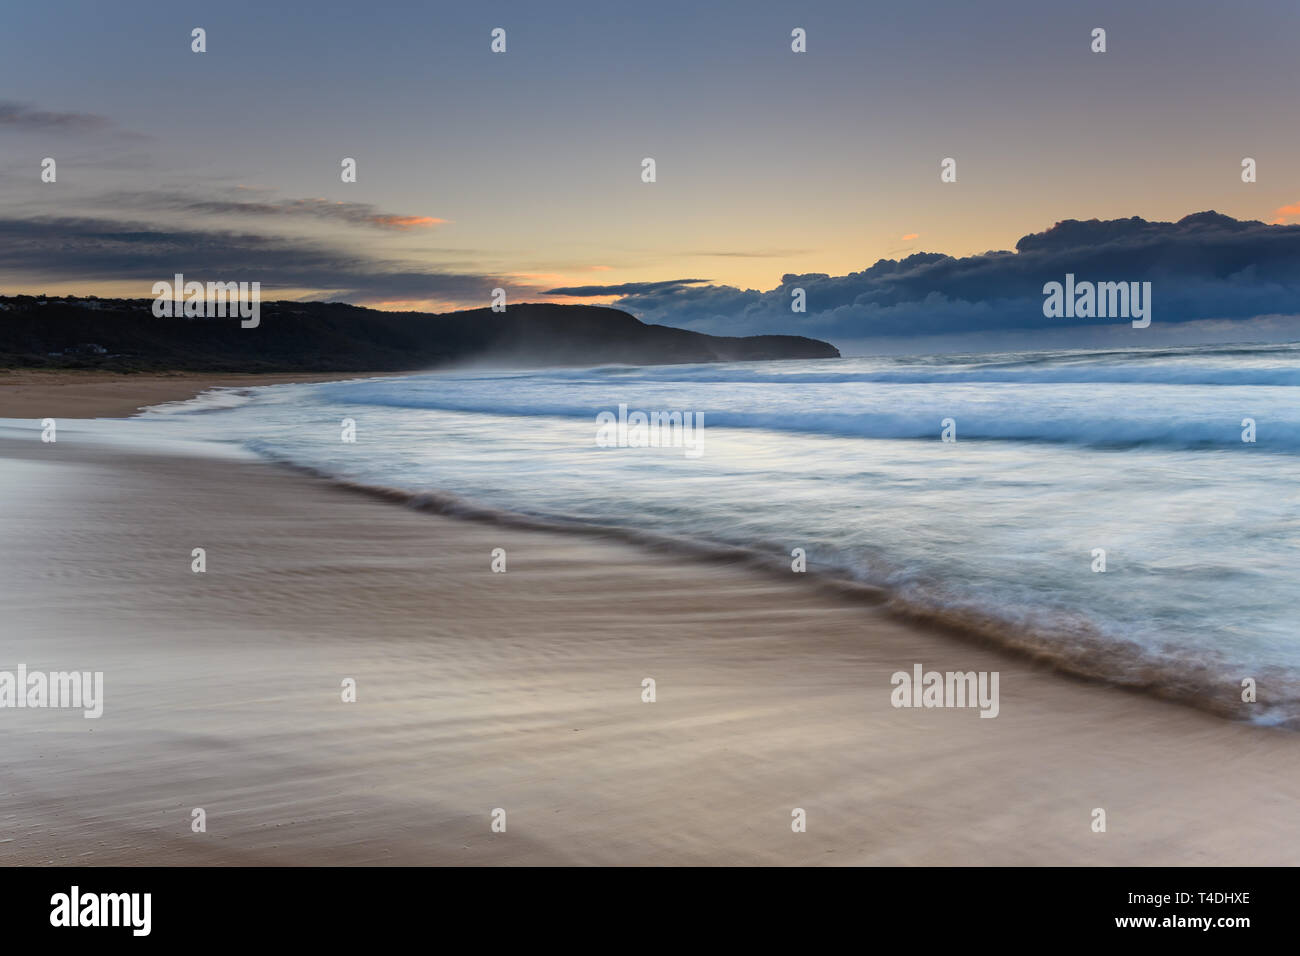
[298,386,1300,450]
[141,387,261,416]
[468,342,1300,386]
[257,452,1300,727]
[554,365,1300,386]
[397,364,1300,387]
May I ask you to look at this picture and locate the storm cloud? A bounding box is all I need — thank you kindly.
[558,213,1300,344]
[0,216,497,303]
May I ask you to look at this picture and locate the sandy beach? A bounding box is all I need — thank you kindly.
[0,370,398,419]
[0,377,1297,866]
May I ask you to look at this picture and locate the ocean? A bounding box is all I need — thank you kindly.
[136,341,1300,723]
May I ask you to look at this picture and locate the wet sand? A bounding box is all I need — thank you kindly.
[0,370,399,419]
[1,427,1296,866]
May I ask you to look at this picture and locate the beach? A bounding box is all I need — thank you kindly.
[1,374,1297,866]
[0,370,399,420]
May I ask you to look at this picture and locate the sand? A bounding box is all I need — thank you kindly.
[0,378,1297,865]
[0,370,399,419]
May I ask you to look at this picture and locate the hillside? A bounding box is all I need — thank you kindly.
[0,297,839,371]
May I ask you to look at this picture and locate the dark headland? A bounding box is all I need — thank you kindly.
[0,296,839,372]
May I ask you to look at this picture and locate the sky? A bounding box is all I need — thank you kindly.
[2,0,1298,349]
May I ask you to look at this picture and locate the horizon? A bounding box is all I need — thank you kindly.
[6,207,1299,355]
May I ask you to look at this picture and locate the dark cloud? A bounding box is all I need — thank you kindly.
[95,191,446,231]
[545,279,710,296]
[0,101,111,132]
[7,211,1299,336]
[599,212,1300,342]
[0,217,496,303]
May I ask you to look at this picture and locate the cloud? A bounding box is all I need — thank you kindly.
[367,214,444,229]
[544,279,710,296]
[594,212,1300,342]
[901,233,919,241]
[0,101,111,132]
[0,216,495,303]
[1269,201,1300,225]
[94,191,446,231]
[7,211,1299,341]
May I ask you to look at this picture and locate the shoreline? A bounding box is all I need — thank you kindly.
[6,367,1281,724]
[0,369,401,419]
[291,460,1293,727]
[1,427,1297,864]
